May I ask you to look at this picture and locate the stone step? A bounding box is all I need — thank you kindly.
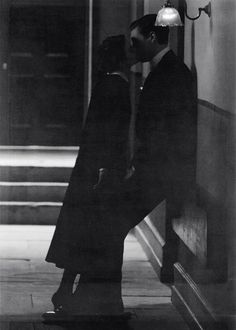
[0,202,61,225]
[0,145,78,168]
[0,182,67,201]
[0,146,77,224]
[0,145,77,182]
[0,166,73,182]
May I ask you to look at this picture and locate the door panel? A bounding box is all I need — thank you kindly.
[8,5,85,145]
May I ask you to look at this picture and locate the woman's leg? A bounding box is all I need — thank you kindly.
[69,239,125,315]
[52,269,77,309]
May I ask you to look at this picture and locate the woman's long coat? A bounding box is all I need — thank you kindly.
[46,74,131,274]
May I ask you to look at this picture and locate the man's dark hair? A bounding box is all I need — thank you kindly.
[129,14,169,45]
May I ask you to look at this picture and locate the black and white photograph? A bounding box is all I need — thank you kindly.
[0,0,235,329]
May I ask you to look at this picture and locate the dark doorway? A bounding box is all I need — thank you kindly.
[8,4,85,145]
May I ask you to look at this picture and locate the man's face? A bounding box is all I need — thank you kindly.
[130,26,152,63]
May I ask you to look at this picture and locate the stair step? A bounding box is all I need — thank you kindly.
[0,182,67,201]
[0,166,73,182]
[0,145,78,167]
[0,145,77,182]
[0,202,61,225]
[0,146,78,224]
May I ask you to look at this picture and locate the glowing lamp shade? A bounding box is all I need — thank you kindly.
[155,5,183,26]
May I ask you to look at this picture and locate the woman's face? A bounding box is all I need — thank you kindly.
[124,37,139,68]
[97,36,136,73]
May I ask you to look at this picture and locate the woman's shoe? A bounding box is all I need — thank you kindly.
[42,309,75,324]
[42,309,132,325]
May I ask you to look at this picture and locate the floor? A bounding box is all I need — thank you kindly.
[0,225,189,330]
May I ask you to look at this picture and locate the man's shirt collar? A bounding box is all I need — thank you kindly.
[150,46,170,70]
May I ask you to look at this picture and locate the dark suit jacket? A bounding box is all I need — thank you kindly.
[133,50,197,215]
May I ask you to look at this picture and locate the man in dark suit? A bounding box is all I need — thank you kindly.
[128,14,197,227]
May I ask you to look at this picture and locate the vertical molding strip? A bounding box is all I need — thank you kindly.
[87,0,93,106]
[82,0,93,128]
[0,0,10,144]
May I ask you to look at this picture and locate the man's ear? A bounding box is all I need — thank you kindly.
[149,31,157,43]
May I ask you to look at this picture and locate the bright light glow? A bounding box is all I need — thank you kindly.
[155,7,183,26]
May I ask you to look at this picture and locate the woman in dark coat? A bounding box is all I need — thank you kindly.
[45,35,131,316]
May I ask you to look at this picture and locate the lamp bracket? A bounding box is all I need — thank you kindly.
[165,0,172,7]
[185,2,211,21]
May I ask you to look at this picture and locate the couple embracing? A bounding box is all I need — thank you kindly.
[43,14,196,321]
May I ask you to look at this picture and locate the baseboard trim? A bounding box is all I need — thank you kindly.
[134,220,163,279]
[172,285,204,330]
[172,262,226,330]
